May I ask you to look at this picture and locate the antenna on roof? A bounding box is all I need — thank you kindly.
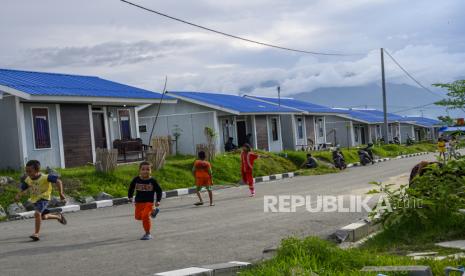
[277,86,281,107]
[148,76,168,146]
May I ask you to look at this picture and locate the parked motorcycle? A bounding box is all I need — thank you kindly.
[406,136,415,146]
[358,148,373,166]
[332,147,347,170]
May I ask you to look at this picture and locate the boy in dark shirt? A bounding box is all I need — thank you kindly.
[128,161,162,240]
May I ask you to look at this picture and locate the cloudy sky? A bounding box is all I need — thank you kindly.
[1,0,465,103]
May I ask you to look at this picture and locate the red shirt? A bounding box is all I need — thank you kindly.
[193,160,212,178]
[241,151,258,173]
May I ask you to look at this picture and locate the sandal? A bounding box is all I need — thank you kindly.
[58,213,67,225]
[194,202,204,206]
[29,235,40,241]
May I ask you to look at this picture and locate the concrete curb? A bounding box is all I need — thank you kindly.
[10,152,431,220]
[334,218,382,243]
[154,261,251,276]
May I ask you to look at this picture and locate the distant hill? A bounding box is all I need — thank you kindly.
[291,83,459,119]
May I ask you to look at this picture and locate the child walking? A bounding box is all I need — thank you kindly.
[128,161,162,240]
[15,160,67,241]
[241,143,265,197]
[193,151,214,206]
[438,138,446,161]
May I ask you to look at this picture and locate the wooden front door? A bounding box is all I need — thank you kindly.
[92,112,107,149]
[255,115,269,151]
[60,104,92,167]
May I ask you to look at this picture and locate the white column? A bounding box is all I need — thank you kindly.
[134,107,140,138]
[349,121,355,147]
[212,111,221,153]
[55,104,65,168]
[15,97,28,166]
[251,115,258,149]
[103,106,111,149]
[88,105,96,163]
[292,115,298,150]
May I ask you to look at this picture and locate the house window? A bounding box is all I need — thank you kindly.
[376,125,381,137]
[32,108,51,149]
[354,126,359,143]
[139,125,147,133]
[118,109,131,140]
[297,117,304,139]
[271,118,279,141]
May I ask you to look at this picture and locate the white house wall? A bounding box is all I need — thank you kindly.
[22,103,61,168]
[0,95,22,169]
[138,100,217,155]
[400,124,414,143]
[324,115,353,147]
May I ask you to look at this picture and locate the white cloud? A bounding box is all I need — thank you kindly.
[0,0,464,102]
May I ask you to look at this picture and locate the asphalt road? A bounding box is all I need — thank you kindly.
[0,153,440,276]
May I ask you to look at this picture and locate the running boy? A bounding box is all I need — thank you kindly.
[193,151,214,206]
[128,161,162,240]
[15,160,67,241]
[241,143,266,197]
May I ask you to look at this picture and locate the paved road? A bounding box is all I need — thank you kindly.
[0,153,439,276]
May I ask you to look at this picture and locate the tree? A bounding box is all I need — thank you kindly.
[434,80,465,112]
[437,115,454,126]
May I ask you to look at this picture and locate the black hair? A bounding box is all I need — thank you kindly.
[198,151,206,160]
[243,143,252,151]
[26,160,41,171]
[139,161,152,169]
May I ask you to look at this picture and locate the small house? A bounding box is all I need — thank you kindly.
[0,69,175,169]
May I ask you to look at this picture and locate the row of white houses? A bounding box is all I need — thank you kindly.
[0,69,441,169]
[138,91,441,155]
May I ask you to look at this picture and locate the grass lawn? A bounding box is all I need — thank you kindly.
[0,142,437,209]
[242,237,465,275]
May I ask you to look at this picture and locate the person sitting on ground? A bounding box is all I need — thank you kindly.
[193,151,214,206]
[301,153,318,169]
[224,137,237,152]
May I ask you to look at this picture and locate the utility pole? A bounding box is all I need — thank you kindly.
[381,48,389,143]
[277,86,281,106]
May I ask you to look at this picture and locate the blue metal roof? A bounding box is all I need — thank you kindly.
[330,108,409,124]
[342,109,384,123]
[0,68,171,100]
[402,116,442,127]
[247,96,336,114]
[169,91,298,114]
[439,126,465,132]
[352,109,405,121]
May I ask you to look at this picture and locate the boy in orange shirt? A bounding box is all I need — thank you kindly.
[193,151,214,206]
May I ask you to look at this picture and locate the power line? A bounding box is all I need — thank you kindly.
[384,50,446,99]
[120,0,362,57]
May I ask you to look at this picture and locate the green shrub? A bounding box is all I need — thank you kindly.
[368,159,465,247]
